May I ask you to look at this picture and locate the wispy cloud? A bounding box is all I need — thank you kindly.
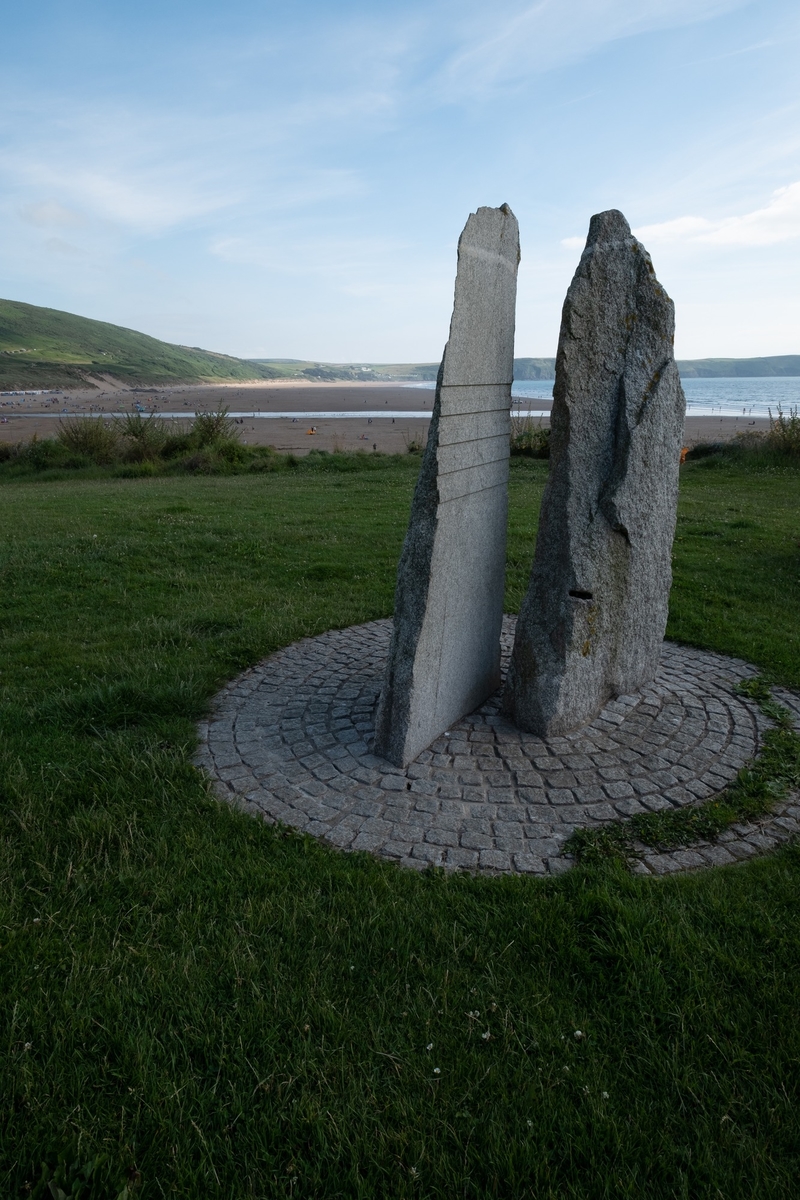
[0,0,760,249]
[210,230,421,282]
[634,181,800,247]
[0,83,291,239]
[437,0,749,96]
[21,201,86,228]
[1,139,238,235]
[2,0,798,359]
[0,80,376,242]
[558,182,800,252]
[44,237,88,257]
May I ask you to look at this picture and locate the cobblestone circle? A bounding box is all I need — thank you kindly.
[196,618,800,876]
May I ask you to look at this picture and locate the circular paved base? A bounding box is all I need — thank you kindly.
[196,619,800,875]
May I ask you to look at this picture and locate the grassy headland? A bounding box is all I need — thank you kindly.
[0,297,441,390]
[513,355,800,379]
[0,299,281,391]
[0,450,799,1197]
[5,296,798,393]
[676,354,800,378]
[254,359,441,382]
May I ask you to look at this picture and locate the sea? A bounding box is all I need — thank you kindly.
[408,376,800,418]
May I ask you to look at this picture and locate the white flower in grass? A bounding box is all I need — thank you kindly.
[602,1091,609,1099]
[574,1030,584,1040]
[481,1029,491,1041]
[426,1043,433,1051]
[433,1067,441,1075]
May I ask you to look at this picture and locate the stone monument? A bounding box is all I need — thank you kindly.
[374,204,520,767]
[503,209,686,737]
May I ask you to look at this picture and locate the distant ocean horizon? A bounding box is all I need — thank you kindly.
[406,376,800,418]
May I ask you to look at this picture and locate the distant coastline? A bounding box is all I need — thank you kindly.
[2,297,799,390]
[512,355,800,380]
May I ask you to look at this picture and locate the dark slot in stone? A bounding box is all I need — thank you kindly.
[569,589,594,601]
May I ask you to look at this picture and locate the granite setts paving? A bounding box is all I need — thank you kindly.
[195,618,800,876]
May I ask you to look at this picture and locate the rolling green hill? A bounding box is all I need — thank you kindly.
[253,359,440,382]
[511,357,557,380]
[3,296,798,391]
[676,355,800,377]
[259,354,800,384]
[0,298,281,389]
[256,358,556,382]
[514,356,800,380]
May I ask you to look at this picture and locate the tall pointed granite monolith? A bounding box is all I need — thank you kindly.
[374,204,520,767]
[503,209,686,737]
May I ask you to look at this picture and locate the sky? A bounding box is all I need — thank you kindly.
[1,0,799,361]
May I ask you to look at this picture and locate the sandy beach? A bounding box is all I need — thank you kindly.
[0,380,772,454]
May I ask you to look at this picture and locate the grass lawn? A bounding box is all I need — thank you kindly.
[1,454,799,1198]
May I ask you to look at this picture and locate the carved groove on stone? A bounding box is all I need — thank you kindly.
[374,204,520,766]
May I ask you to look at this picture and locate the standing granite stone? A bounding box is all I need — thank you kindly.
[374,204,520,767]
[503,209,686,737]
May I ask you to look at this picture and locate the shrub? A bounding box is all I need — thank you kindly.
[684,421,800,471]
[685,441,727,460]
[161,432,193,458]
[191,407,238,448]
[178,450,218,473]
[404,430,427,454]
[510,414,550,457]
[215,437,247,464]
[767,405,800,456]
[57,416,120,465]
[25,434,88,471]
[247,448,280,473]
[115,461,158,479]
[120,411,167,461]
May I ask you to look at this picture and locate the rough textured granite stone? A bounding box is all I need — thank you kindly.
[374,204,520,766]
[504,209,686,736]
